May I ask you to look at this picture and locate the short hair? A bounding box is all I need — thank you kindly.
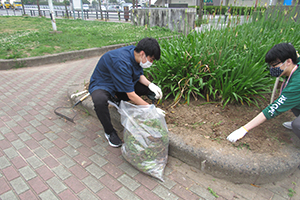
[134,37,161,60]
[265,43,298,64]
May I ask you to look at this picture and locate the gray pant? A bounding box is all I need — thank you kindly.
[291,108,300,139]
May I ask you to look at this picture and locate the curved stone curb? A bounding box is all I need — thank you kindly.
[67,84,300,184]
[0,43,135,70]
[168,132,300,184]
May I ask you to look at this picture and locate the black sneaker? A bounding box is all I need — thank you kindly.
[104,131,122,148]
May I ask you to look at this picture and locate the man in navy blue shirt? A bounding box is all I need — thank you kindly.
[89,37,163,147]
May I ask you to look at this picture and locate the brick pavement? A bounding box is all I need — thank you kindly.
[0,57,300,200]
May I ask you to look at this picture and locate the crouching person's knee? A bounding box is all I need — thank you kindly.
[91,90,109,111]
[292,117,300,139]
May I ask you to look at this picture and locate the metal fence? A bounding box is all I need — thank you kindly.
[1,7,131,22]
[28,9,127,21]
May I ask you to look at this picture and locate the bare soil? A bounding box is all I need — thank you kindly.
[80,79,297,155]
[155,94,297,154]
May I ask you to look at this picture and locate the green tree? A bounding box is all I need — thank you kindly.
[22,0,34,4]
[92,0,98,8]
[64,0,70,5]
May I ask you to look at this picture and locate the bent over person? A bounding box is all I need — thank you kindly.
[227,43,300,143]
[89,37,163,148]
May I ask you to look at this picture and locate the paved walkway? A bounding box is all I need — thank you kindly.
[0,57,300,200]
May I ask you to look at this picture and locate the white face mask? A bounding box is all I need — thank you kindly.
[140,55,152,68]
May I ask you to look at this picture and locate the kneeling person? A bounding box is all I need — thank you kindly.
[89,37,163,148]
[227,43,300,143]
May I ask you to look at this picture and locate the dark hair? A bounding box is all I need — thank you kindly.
[265,43,298,64]
[134,37,161,60]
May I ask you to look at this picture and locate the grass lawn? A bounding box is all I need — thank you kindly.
[0,16,177,59]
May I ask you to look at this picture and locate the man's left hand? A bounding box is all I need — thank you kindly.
[148,83,163,99]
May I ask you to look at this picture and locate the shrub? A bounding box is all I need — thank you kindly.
[146,5,300,107]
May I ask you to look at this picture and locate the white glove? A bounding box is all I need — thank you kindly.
[226,126,248,143]
[148,83,163,99]
[156,108,166,117]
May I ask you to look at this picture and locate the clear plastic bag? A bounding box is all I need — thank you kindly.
[118,101,169,181]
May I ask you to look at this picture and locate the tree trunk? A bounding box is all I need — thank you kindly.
[64,0,69,18]
[37,0,42,16]
[98,0,103,20]
[20,0,25,15]
[197,0,204,26]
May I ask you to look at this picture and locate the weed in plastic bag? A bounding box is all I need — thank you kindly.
[118,101,169,181]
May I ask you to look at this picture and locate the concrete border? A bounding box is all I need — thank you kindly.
[0,36,175,70]
[0,43,135,70]
[168,131,300,184]
[67,84,300,185]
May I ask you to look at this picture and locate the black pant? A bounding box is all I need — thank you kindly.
[91,82,151,134]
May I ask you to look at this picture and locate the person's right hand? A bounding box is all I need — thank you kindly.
[226,127,248,143]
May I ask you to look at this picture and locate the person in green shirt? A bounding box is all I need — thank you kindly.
[227,43,300,142]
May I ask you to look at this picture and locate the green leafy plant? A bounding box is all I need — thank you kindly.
[83,108,90,116]
[207,187,219,198]
[146,37,209,107]
[288,188,296,197]
[234,142,251,150]
[145,5,300,107]
[213,121,223,127]
[192,121,204,128]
